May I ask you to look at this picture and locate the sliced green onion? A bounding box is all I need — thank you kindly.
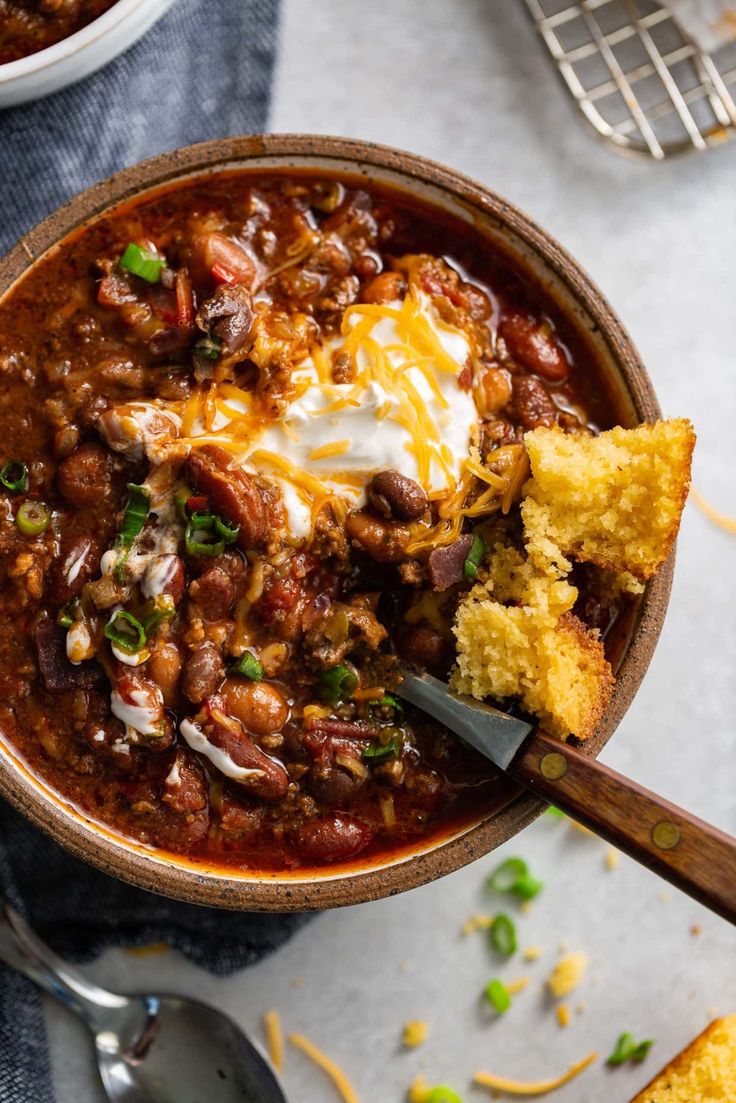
[369,693,403,716]
[117,484,150,547]
[607,1033,654,1066]
[57,609,74,629]
[141,595,175,635]
[427,1087,463,1103]
[193,331,222,360]
[184,520,225,558]
[632,1040,654,1062]
[119,243,166,283]
[189,510,215,531]
[487,857,544,901]
[214,515,239,544]
[174,485,194,521]
[318,663,358,705]
[16,500,50,536]
[484,978,511,1013]
[363,732,402,762]
[546,805,565,818]
[0,460,28,495]
[104,609,147,655]
[230,651,264,681]
[488,858,528,893]
[463,533,487,582]
[489,913,517,957]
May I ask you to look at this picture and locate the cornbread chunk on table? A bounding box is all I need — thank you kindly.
[522,419,695,581]
[631,1015,736,1102]
[451,545,613,739]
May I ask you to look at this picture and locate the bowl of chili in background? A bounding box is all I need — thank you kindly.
[0,0,176,108]
[0,135,672,910]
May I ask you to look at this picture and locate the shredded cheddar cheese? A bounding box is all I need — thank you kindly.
[691,486,736,534]
[473,1052,597,1095]
[506,977,530,996]
[288,1033,359,1103]
[523,946,542,962]
[263,1009,284,1072]
[309,440,352,460]
[556,1004,571,1028]
[547,953,588,999]
[461,913,495,936]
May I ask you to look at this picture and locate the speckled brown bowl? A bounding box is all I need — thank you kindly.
[0,135,671,910]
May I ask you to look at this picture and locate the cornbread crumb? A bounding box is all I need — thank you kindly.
[556,1004,571,1028]
[452,545,612,739]
[523,946,542,962]
[659,890,672,903]
[690,925,702,937]
[520,899,534,915]
[402,1021,429,1049]
[461,913,495,936]
[576,1002,588,1015]
[605,846,620,870]
[631,1016,736,1102]
[408,1075,429,1102]
[522,420,695,581]
[547,953,588,999]
[291,976,305,988]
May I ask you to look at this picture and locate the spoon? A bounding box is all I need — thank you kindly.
[0,900,287,1103]
[398,672,736,923]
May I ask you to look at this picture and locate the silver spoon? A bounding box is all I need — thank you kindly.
[0,900,288,1103]
[398,672,736,922]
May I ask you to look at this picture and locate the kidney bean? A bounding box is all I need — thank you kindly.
[186,444,266,550]
[294,814,373,862]
[219,678,289,737]
[188,565,235,621]
[345,510,410,563]
[147,640,182,708]
[47,535,102,606]
[498,311,569,382]
[398,624,450,669]
[510,376,558,430]
[57,444,113,507]
[161,748,208,814]
[182,642,225,704]
[362,271,406,304]
[426,534,474,592]
[368,470,428,522]
[141,554,185,605]
[196,284,253,356]
[199,698,289,801]
[308,764,364,806]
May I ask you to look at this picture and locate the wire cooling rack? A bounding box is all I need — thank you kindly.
[524,0,736,158]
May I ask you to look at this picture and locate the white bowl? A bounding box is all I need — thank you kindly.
[0,0,177,108]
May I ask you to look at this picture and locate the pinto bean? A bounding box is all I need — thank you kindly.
[344,510,410,563]
[499,311,569,382]
[426,534,473,592]
[53,424,80,460]
[186,444,266,550]
[147,640,182,708]
[219,678,289,737]
[362,271,406,304]
[510,376,558,430]
[294,814,373,862]
[475,366,513,417]
[57,444,113,507]
[398,624,450,669]
[368,471,428,522]
[182,642,225,704]
[188,565,235,621]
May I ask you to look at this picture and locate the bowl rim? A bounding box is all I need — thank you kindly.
[0,134,672,910]
[0,0,168,83]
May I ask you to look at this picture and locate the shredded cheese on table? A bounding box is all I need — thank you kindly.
[473,1052,597,1096]
[263,1009,284,1072]
[288,1033,359,1103]
[691,486,736,533]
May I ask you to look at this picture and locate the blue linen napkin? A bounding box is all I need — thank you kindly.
[0,3,314,1100]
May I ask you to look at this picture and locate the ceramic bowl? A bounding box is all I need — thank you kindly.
[0,135,671,909]
[0,0,176,108]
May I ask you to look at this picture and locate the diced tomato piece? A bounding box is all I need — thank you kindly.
[186,495,208,514]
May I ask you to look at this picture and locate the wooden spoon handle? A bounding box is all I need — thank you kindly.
[509,731,736,923]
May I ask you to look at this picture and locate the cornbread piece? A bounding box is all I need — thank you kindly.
[631,1016,736,1103]
[521,419,695,581]
[547,953,588,998]
[452,545,613,739]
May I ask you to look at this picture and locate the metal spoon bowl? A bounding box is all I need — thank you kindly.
[0,901,287,1103]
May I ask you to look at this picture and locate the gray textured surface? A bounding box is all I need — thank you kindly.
[48,2,736,1100]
